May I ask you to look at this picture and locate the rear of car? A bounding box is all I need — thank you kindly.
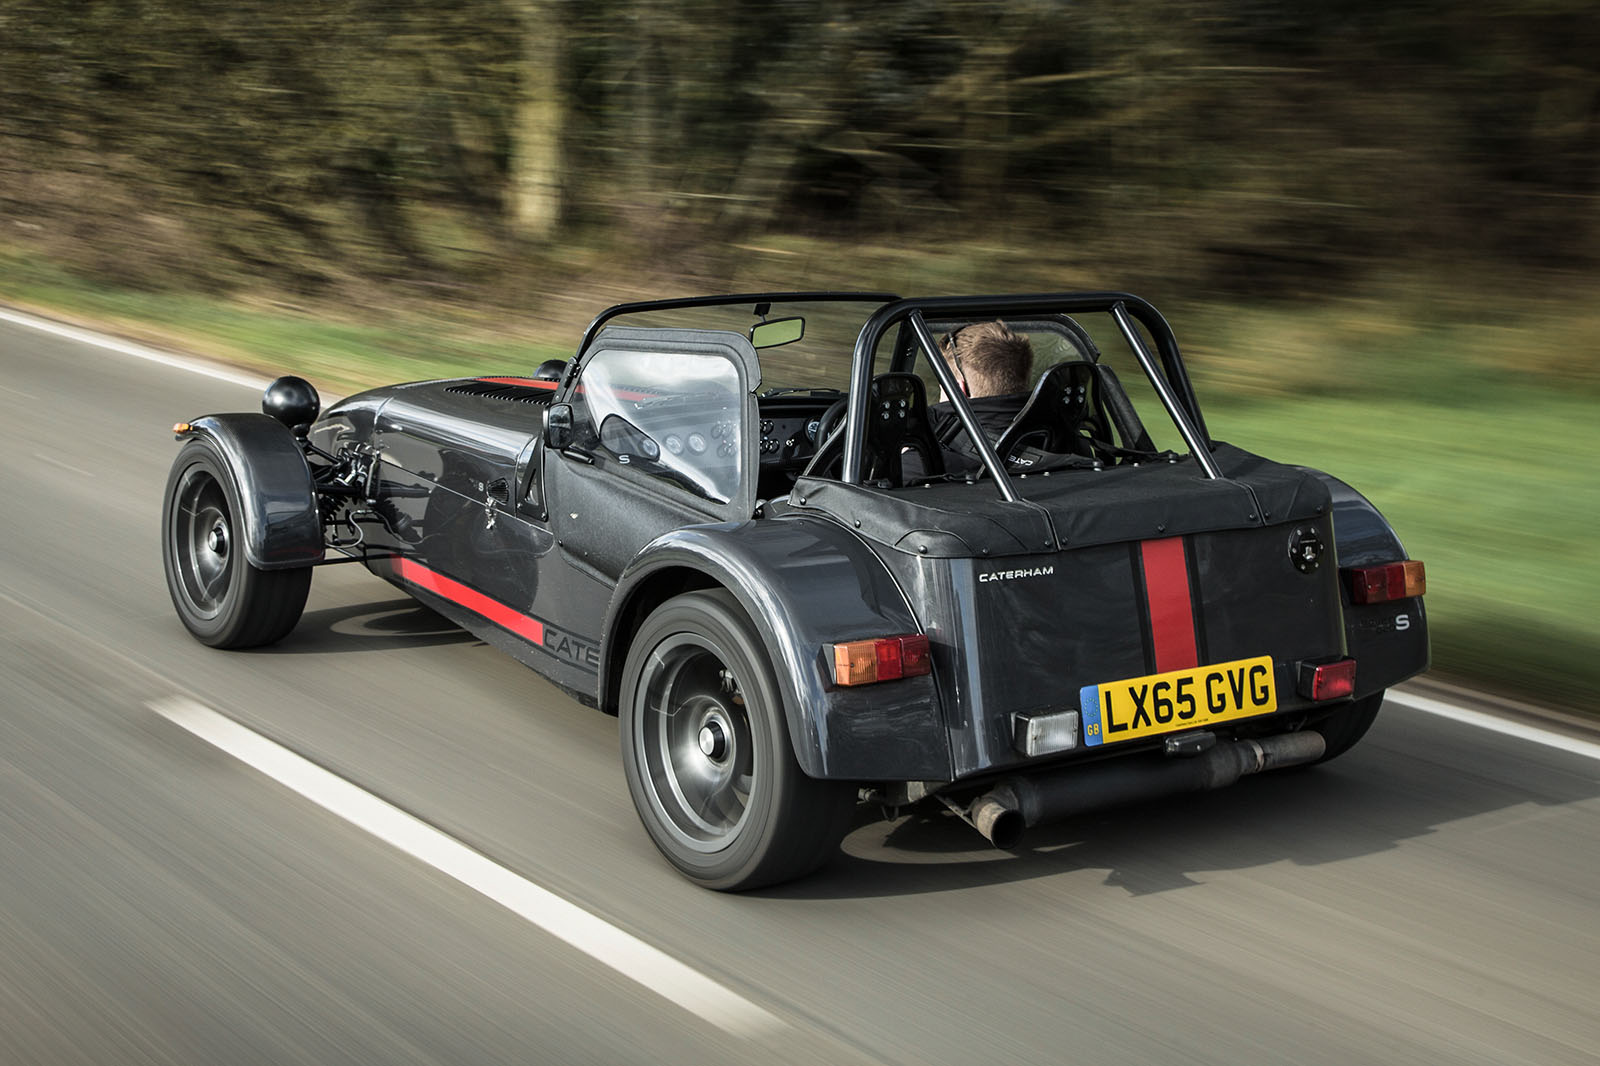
[794,293,1427,835]
[799,445,1357,775]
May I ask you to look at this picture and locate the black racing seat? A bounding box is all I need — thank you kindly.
[1089,362,1157,456]
[862,372,943,485]
[991,360,1109,464]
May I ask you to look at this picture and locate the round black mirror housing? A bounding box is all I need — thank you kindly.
[263,376,321,431]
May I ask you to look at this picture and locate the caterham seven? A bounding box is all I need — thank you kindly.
[162,292,1429,889]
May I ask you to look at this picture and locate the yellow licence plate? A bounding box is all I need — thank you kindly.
[1079,656,1277,748]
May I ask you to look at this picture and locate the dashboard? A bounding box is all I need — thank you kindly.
[757,395,836,470]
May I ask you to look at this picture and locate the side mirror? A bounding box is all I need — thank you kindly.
[546,402,574,450]
[749,316,804,349]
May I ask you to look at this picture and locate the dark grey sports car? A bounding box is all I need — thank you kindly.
[162,291,1429,889]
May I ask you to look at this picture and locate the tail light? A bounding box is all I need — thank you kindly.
[1298,658,1357,701]
[830,635,932,686]
[1344,560,1425,604]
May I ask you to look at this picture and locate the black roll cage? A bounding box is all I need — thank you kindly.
[573,290,1220,501]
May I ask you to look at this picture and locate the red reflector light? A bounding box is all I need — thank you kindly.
[1346,560,1425,604]
[1298,658,1357,701]
[900,634,931,677]
[830,635,932,686]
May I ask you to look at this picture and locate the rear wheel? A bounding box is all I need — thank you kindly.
[620,589,856,890]
[1310,691,1383,763]
[162,439,312,648]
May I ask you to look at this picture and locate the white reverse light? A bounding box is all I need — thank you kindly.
[1013,710,1080,756]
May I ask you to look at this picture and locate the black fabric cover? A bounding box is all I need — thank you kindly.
[788,476,1058,558]
[792,441,1332,558]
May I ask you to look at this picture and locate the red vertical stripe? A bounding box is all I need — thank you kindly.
[1140,537,1199,672]
[393,558,545,647]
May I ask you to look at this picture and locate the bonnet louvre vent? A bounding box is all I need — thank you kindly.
[445,380,555,404]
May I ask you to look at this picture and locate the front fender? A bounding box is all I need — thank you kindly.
[1299,468,1431,696]
[604,517,953,782]
[179,414,322,569]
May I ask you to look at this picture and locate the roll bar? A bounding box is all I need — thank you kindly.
[843,292,1218,489]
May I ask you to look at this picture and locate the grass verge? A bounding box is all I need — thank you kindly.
[0,251,569,393]
[1213,387,1598,713]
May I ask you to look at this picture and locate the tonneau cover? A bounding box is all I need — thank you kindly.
[790,443,1331,557]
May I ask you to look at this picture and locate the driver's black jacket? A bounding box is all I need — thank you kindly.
[902,391,1030,481]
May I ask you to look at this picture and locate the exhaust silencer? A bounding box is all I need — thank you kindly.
[968,731,1326,847]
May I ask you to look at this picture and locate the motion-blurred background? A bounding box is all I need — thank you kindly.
[1,0,1595,711]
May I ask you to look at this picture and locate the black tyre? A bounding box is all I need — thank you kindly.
[620,589,856,890]
[161,439,312,649]
[1310,691,1384,763]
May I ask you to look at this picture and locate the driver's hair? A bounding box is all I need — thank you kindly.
[942,320,1033,396]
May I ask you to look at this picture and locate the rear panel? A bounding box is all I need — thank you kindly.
[892,516,1346,779]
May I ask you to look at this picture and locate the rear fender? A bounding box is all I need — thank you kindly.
[603,518,952,781]
[179,414,322,569]
[1300,468,1431,696]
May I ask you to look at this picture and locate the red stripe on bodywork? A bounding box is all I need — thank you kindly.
[1140,537,1199,672]
[478,376,559,390]
[392,558,545,647]
[476,376,656,402]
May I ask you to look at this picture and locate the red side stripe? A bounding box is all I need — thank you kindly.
[392,558,545,647]
[1140,537,1199,672]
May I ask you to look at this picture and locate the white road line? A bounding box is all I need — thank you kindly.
[0,307,268,390]
[148,696,786,1039]
[32,451,95,478]
[1388,691,1600,762]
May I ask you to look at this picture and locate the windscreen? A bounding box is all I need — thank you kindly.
[571,346,744,503]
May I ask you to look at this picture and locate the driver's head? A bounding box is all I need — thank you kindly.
[941,321,1033,398]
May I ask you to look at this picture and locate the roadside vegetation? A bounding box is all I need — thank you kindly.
[2,1,1596,712]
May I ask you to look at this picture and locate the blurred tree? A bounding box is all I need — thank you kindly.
[509,0,567,239]
[0,0,1595,295]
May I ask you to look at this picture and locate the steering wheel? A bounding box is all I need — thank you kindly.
[799,397,849,479]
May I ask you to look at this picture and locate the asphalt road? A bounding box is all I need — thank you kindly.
[2,311,1597,1066]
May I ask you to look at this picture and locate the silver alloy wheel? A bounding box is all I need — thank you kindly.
[634,634,756,853]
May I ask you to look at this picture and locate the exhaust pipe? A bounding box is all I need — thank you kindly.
[970,793,1026,850]
[967,731,1326,847]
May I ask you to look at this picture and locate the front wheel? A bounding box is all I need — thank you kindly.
[162,439,312,649]
[1310,691,1384,763]
[620,589,856,890]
